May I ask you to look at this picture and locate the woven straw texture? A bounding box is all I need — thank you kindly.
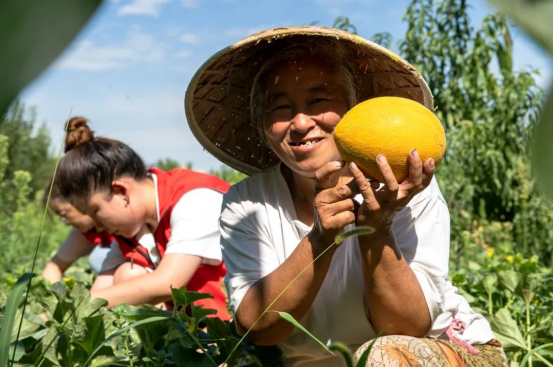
[185,26,433,175]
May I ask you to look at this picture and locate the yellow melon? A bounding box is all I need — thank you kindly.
[334,96,446,183]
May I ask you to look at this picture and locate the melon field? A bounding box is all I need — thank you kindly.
[2,0,553,366]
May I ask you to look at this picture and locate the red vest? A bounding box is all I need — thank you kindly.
[82,230,115,247]
[115,168,231,320]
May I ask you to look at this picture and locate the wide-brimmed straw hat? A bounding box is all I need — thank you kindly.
[185,26,433,175]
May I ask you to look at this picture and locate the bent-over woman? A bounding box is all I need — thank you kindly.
[54,118,230,319]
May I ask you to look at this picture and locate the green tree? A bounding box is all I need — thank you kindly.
[209,165,247,185]
[398,0,552,264]
[155,158,192,171]
[0,100,56,203]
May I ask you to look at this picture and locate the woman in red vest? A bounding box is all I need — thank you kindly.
[54,118,231,320]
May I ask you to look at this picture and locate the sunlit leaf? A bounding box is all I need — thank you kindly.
[0,272,33,367]
[276,311,334,356]
[489,308,528,350]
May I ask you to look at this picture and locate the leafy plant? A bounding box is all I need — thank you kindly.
[451,247,553,364]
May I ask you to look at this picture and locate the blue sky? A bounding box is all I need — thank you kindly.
[20,0,553,172]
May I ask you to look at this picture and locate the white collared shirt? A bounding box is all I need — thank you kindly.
[220,164,494,367]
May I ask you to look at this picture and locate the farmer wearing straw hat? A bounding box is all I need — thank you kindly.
[186,27,507,366]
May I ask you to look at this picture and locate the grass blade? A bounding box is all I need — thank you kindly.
[354,335,379,367]
[0,272,34,367]
[521,343,553,367]
[276,311,334,356]
[330,343,354,367]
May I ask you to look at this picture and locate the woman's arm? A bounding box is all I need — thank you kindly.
[234,162,357,345]
[41,228,96,282]
[350,150,436,337]
[90,253,202,308]
[358,233,430,336]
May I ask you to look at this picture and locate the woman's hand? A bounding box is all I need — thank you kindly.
[350,149,435,237]
[310,161,358,245]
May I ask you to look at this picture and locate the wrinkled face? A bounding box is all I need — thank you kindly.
[87,188,146,238]
[261,57,349,178]
[50,200,95,233]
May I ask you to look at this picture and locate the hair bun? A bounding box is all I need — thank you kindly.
[65,117,94,153]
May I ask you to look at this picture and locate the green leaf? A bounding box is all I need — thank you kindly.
[119,307,172,321]
[498,270,519,293]
[169,344,214,367]
[489,308,528,351]
[73,315,108,357]
[171,286,214,308]
[88,355,128,367]
[532,91,553,202]
[355,338,378,367]
[329,343,354,367]
[521,343,553,367]
[8,341,25,363]
[10,310,41,342]
[276,311,335,356]
[0,0,102,117]
[84,316,170,366]
[486,0,553,54]
[70,283,107,321]
[0,272,33,367]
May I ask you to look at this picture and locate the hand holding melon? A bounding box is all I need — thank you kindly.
[334,97,446,183]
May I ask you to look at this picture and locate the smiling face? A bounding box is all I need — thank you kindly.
[260,57,350,178]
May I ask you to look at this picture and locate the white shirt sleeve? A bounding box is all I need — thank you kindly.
[392,177,450,325]
[100,241,127,272]
[164,188,224,266]
[219,185,280,313]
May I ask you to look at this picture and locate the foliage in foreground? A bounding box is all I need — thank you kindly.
[3,280,283,367]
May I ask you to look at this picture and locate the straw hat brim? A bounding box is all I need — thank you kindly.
[185,26,433,175]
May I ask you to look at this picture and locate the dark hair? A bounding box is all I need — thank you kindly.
[64,117,95,153]
[56,117,148,210]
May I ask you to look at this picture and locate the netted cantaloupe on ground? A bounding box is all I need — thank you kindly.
[334,96,446,183]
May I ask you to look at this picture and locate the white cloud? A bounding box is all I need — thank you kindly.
[118,0,203,17]
[118,0,170,17]
[180,33,199,43]
[56,26,165,71]
[55,41,134,70]
[176,50,193,58]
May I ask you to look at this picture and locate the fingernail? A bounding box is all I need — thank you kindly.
[376,154,387,164]
[350,162,358,171]
[410,148,418,156]
[335,161,345,167]
[429,158,435,169]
